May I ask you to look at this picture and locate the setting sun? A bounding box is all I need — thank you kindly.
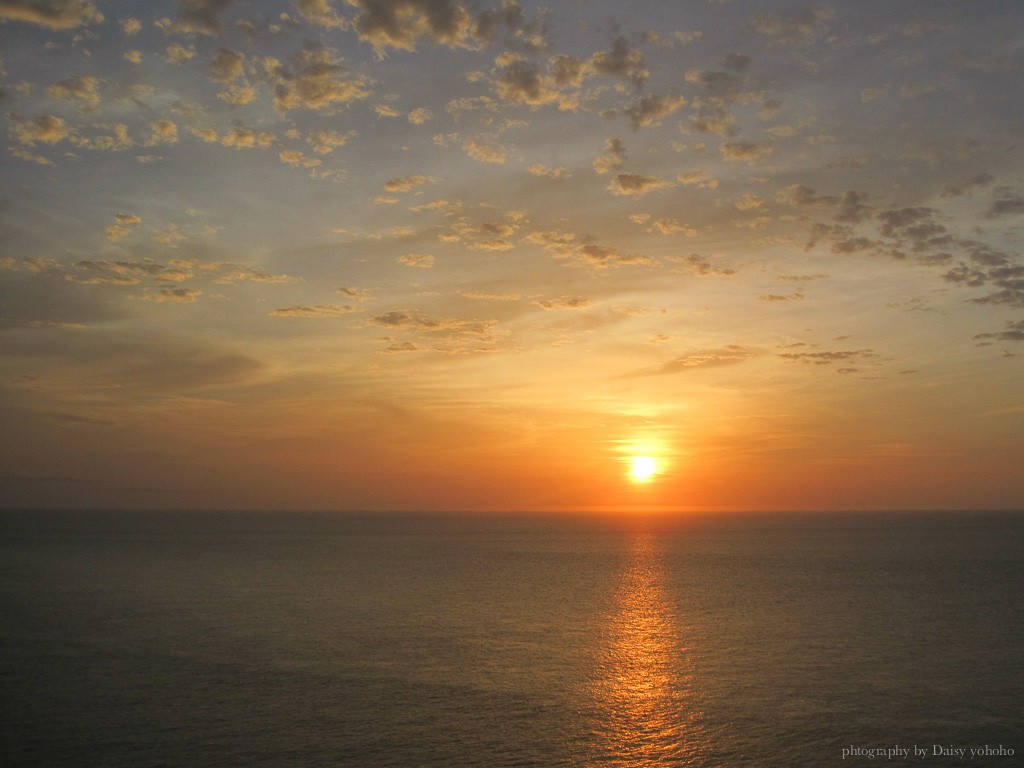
[628,456,659,483]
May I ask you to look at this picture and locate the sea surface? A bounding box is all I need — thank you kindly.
[2,509,1022,767]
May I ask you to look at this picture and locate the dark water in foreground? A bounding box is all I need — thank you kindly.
[1,510,1022,767]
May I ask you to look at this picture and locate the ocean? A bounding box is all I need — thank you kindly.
[1,509,1021,767]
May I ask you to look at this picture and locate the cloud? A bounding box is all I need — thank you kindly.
[337,286,372,301]
[985,190,1024,218]
[211,48,247,82]
[593,136,626,175]
[648,218,695,236]
[607,173,671,196]
[348,0,473,53]
[279,149,322,168]
[120,16,140,35]
[677,169,718,189]
[463,291,519,301]
[527,164,568,179]
[748,6,833,45]
[463,135,506,164]
[175,0,238,35]
[941,173,994,197]
[491,37,649,111]
[10,114,71,145]
[945,261,1024,308]
[294,0,347,29]
[47,75,101,111]
[148,286,202,303]
[370,310,494,336]
[0,0,102,29]
[270,304,357,317]
[777,183,839,207]
[877,206,947,242]
[665,253,734,276]
[622,93,686,129]
[265,44,369,113]
[778,349,876,365]
[492,56,577,110]
[625,345,758,377]
[407,107,432,124]
[398,253,434,268]
[166,44,196,65]
[586,36,648,88]
[384,174,432,192]
[720,141,774,163]
[974,320,1024,343]
[146,120,179,146]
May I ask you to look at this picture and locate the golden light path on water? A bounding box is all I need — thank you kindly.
[586,533,706,766]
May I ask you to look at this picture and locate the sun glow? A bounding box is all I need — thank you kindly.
[629,455,659,483]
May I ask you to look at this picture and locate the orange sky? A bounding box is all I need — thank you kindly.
[1,0,1022,511]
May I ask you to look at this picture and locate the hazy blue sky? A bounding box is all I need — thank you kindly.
[2,0,1022,511]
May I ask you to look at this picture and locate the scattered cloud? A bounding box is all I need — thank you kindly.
[265,43,369,113]
[348,0,474,53]
[720,141,774,163]
[607,173,672,196]
[748,6,833,45]
[384,174,432,192]
[534,296,590,310]
[778,348,876,365]
[624,345,759,377]
[47,76,101,111]
[463,135,507,164]
[527,164,568,179]
[270,304,358,317]
[398,253,435,268]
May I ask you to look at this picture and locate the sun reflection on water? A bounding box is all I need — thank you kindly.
[586,534,705,766]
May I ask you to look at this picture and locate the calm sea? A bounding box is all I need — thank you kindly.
[2,510,1022,767]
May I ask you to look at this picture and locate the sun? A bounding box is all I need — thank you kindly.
[628,455,659,483]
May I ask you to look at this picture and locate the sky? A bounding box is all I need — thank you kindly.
[1,0,1022,512]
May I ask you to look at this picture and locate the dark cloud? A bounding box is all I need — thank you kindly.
[177,0,237,35]
[294,0,347,29]
[586,36,648,88]
[985,190,1024,218]
[348,0,473,53]
[571,244,652,269]
[974,320,1024,343]
[622,93,686,129]
[665,253,734,276]
[778,349,876,366]
[777,184,839,207]
[945,262,1024,308]
[877,207,949,245]
[211,48,247,83]
[941,173,994,197]
[265,43,369,113]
